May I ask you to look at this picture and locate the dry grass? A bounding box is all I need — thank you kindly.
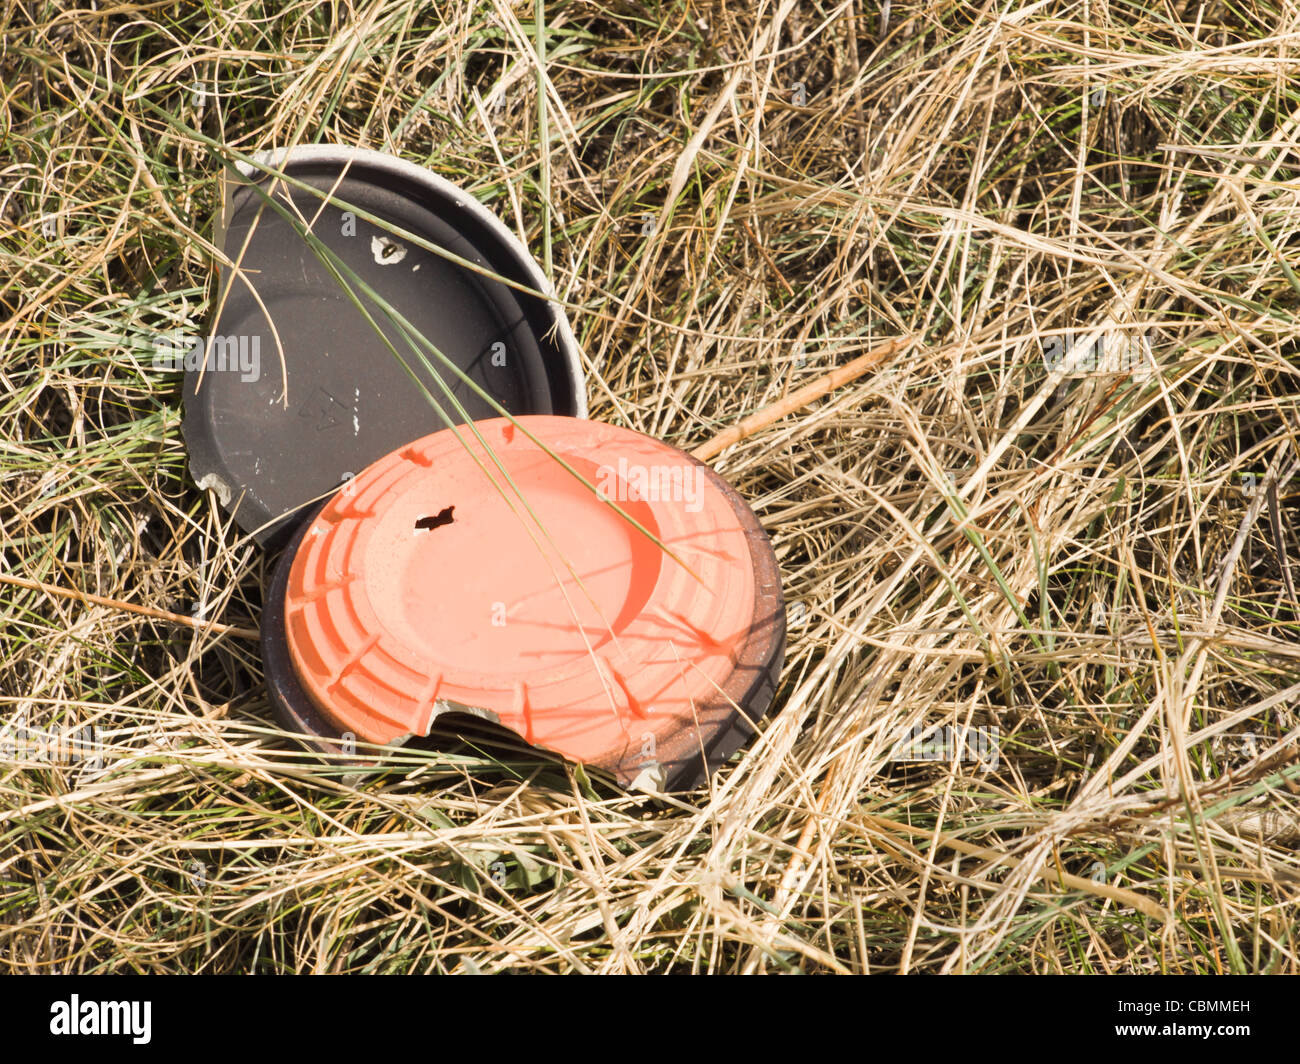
[2,0,1299,973]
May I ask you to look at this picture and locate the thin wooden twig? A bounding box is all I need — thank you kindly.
[0,573,260,641]
[691,336,914,463]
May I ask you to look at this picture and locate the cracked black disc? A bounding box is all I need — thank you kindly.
[181,145,585,545]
